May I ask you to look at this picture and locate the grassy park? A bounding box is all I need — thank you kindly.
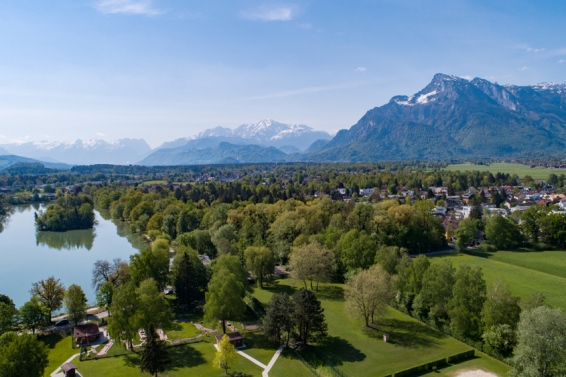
[430,250,566,310]
[40,278,510,377]
[443,162,566,181]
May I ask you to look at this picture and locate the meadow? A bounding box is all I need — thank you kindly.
[443,162,566,181]
[430,250,566,310]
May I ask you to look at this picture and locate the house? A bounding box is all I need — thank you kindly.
[215,331,244,348]
[462,193,475,204]
[73,323,101,345]
[359,188,375,197]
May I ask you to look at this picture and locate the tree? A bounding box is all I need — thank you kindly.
[482,279,521,330]
[244,246,275,288]
[92,258,129,291]
[485,214,523,249]
[130,246,170,292]
[173,251,207,309]
[0,296,17,336]
[204,268,246,334]
[455,218,477,251]
[337,229,377,272]
[214,334,237,375]
[0,332,49,377]
[345,265,393,327]
[509,306,566,377]
[293,288,327,345]
[19,298,49,334]
[30,276,65,321]
[262,293,295,345]
[140,324,171,377]
[135,279,172,333]
[414,260,455,326]
[96,281,115,316]
[109,282,139,350]
[289,242,335,291]
[448,265,486,341]
[64,284,87,325]
[374,246,408,275]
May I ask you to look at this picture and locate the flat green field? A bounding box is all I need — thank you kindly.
[443,162,566,181]
[430,251,566,310]
[252,280,509,377]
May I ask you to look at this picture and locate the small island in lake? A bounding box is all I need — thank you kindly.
[35,193,96,231]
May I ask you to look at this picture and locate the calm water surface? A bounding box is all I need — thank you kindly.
[0,203,146,308]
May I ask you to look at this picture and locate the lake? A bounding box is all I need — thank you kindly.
[0,203,147,309]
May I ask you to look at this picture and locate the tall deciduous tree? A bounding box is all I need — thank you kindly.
[130,246,170,292]
[96,281,115,316]
[64,284,87,325]
[485,214,523,250]
[30,277,65,321]
[19,298,49,335]
[140,324,171,377]
[262,293,295,345]
[289,242,334,291]
[214,334,237,375]
[345,265,393,327]
[448,265,486,341]
[414,260,455,326]
[293,288,327,345]
[135,279,172,333]
[0,332,49,377]
[482,279,521,330]
[510,306,566,377]
[244,246,275,289]
[109,282,139,350]
[204,268,246,334]
[0,295,17,336]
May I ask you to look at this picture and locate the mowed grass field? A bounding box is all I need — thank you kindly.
[252,280,509,377]
[443,162,566,181]
[430,250,566,310]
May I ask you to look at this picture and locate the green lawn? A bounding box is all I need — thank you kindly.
[252,280,509,377]
[443,162,566,181]
[472,249,566,279]
[77,341,264,377]
[430,251,566,309]
[419,351,511,377]
[167,321,203,340]
[39,333,78,377]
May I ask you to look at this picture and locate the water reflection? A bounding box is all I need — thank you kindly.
[97,208,148,251]
[36,228,96,250]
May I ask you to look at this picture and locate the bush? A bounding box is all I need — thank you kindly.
[477,243,497,253]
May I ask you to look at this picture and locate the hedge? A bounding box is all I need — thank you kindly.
[392,349,475,377]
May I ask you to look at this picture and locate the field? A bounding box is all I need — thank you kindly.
[443,162,566,181]
[429,250,566,310]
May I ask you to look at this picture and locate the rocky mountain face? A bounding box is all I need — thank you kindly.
[0,138,152,165]
[156,119,332,152]
[304,74,566,161]
[139,142,287,166]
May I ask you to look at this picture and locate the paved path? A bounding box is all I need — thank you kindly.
[262,345,286,377]
[236,350,268,369]
[50,353,80,377]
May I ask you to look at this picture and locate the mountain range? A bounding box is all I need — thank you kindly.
[2,74,566,166]
[305,74,566,161]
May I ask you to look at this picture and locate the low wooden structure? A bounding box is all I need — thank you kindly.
[61,362,77,377]
[73,323,101,345]
[215,331,244,347]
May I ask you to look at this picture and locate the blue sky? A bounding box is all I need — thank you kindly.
[0,0,565,148]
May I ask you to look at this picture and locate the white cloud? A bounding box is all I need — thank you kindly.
[96,132,106,137]
[241,5,296,21]
[355,67,367,73]
[517,44,545,53]
[559,59,565,64]
[95,0,163,16]
[518,66,528,71]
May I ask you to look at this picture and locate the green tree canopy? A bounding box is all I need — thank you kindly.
[140,324,171,377]
[63,284,87,325]
[204,268,246,334]
[244,246,275,289]
[30,276,65,321]
[293,288,328,345]
[0,332,49,377]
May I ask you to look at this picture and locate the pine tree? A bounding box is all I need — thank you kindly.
[140,324,171,377]
[293,288,328,345]
[263,293,295,345]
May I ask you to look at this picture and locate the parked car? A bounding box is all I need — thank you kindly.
[55,318,69,326]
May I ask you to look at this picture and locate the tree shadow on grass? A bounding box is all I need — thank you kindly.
[38,333,67,349]
[259,279,296,296]
[243,332,278,352]
[313,285,345,302]
[167,344,207,370]
[410,356,482,376]
[363,318,444,348]
[299,336,366,368]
